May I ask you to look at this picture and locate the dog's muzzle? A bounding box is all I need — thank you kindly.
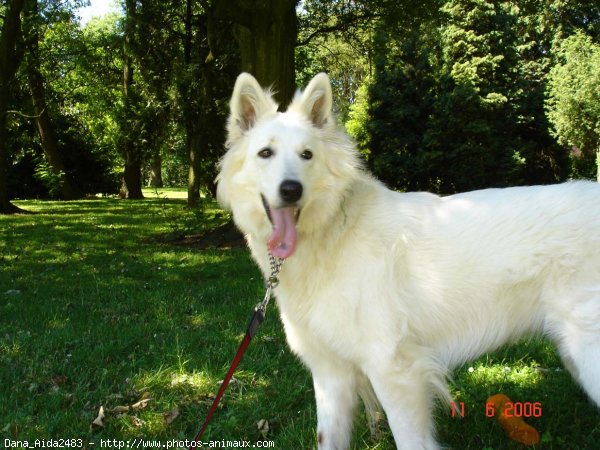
[261,180,302,259]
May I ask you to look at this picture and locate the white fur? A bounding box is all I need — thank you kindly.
[217,72,600,450]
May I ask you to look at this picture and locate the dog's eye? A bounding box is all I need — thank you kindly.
[258,148,273,159]
[301,150,313,160]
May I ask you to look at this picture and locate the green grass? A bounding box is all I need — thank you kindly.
[1,191,599,449]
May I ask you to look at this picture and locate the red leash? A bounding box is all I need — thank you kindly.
[189,255,283,448]
[189,308,264,445]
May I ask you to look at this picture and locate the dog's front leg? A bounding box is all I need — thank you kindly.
[311,362,358,450]
[367,360,440,450]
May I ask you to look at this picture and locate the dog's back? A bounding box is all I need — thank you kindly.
[392,181,600,367]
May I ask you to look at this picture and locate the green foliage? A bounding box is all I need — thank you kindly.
[1,6,121,201]
[68,13,123,165]
[345,79,371,156]
[4,0,600,204]
[296,6,373,122]
[431,0,524,191]
[546,31,600,180]
[33,159,64,198]
[354,0,576,194]
[366,26,440,191]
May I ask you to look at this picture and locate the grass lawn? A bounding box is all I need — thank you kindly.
[1,190,598,449]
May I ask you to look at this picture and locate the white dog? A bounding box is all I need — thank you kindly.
[216,72,600,449]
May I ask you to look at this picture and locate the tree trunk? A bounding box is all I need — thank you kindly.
[149,153,163,188]
[120,146,144,198]
[29,79,81,199]
[0,0,26,214]
[184,0,200,208]
[184,1,216,209]
[187,127,202,207]
[120,0,143,199]
[0,90,24,214]
[188,44,216,208]
[24,0,81,200]
[184,1,297,208]
[214,0,297,108]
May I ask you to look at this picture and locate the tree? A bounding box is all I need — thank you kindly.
[534,0,600,42]
[546,31,600,181]
[366,26,439,191]
[180,0,224,207]
[117,0,144,198]
[49,13,123,196]
[0,0,26,213]
[431,0,526,192]
[360,0,572,194]
[296,9,374,123]
[23,0,82,199]
[157,0,236,207]
[2,2,120,202]
[345,78,371,155]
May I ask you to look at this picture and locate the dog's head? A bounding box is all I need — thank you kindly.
[216,73,361,258]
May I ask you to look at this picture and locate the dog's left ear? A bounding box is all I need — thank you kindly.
[296,73,333,128]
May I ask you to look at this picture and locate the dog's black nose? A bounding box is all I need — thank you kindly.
[280,180,303,203]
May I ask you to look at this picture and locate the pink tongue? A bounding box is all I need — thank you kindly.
[267,207,297,258]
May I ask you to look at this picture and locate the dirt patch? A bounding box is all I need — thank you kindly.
[168,221,246,250]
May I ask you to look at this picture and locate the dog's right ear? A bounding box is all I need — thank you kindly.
[228,73,277,135]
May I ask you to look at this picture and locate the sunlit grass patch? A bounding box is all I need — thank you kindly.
[465,359,544,388]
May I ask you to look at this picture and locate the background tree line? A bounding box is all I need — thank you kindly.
[1,0,598,214]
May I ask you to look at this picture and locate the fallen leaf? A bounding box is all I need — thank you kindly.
[164,407,180,426]
[91,406,105,431]
[131,397,151,410]
[130,416,143,428]
[257,419,269,438]
[110,405,130,414]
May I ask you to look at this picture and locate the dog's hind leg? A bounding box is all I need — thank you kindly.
[311,361,358,450]
[551,290,600,408]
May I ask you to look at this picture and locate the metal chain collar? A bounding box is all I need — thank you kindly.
[255,253,284,314]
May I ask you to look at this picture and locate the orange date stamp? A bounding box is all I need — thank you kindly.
[486,400,542,418]
[449,399,543,417]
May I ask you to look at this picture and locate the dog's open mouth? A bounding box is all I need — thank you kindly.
[262,195,300,259]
